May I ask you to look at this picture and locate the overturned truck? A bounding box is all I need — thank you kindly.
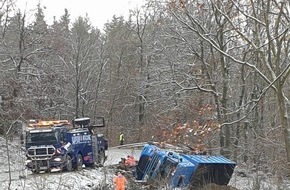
[135,143,236,189]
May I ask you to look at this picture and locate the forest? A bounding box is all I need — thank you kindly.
[0,0,289,182]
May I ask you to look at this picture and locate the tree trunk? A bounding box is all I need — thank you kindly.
[277,85,290,169]
[5,135,12,189]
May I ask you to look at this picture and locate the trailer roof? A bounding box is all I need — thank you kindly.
[183,154,236,164]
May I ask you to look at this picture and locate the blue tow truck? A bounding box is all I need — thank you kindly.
[136,143,236,189]
[24,117,108,173]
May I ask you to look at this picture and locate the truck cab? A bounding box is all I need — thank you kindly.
[136,143,236,189]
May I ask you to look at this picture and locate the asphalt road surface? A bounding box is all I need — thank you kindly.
[105,144,143,166]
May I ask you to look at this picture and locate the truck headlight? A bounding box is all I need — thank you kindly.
[53,157,62,162]
[25,160,32,165]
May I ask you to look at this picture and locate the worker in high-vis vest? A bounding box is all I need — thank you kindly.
[119,132,124,145]
[113,172,127,190]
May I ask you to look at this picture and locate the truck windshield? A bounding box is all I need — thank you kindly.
[26,132,58,145]
[159,159,177,179]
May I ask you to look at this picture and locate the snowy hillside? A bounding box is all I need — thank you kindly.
[1,136,290,190]
[0,136,117,190]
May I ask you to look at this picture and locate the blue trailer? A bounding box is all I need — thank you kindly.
[25,117,107,173]
[136,143,236,188]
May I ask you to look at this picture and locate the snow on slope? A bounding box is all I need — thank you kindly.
[0,136,116,190]
[1,136,290,190]
[1,168,115,190]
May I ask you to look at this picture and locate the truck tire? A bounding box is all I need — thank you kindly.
[32,169,40,174]
[76,154,83,171]
[65,155,73,172]
[84,163,94,168]
[97,150,105,166]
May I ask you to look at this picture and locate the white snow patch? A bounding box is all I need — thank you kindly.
[1,136,290,190]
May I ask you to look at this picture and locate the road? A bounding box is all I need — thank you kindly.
[105,144,143,166]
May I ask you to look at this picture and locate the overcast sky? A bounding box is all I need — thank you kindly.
[16,0,145,30]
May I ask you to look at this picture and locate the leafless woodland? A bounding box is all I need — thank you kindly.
[0,0,290,185]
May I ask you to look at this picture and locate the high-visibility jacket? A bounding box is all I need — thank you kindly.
[119,133,124,141]
[113,174,127,190]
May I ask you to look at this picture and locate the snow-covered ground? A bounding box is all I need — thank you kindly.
[0,136,143,190]
[1,136,290,190]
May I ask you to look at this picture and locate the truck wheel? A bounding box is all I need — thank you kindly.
[65,155,73,172]
[84,163,94,168]
[76,154,83,171]
[45,168,51,173]
[32,169,39,174]
[97,151,105,166]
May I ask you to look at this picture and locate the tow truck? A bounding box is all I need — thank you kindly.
[24,117,107,173]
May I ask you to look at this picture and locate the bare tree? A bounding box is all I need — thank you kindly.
[166,0,290,172]
[64,16,103,118]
